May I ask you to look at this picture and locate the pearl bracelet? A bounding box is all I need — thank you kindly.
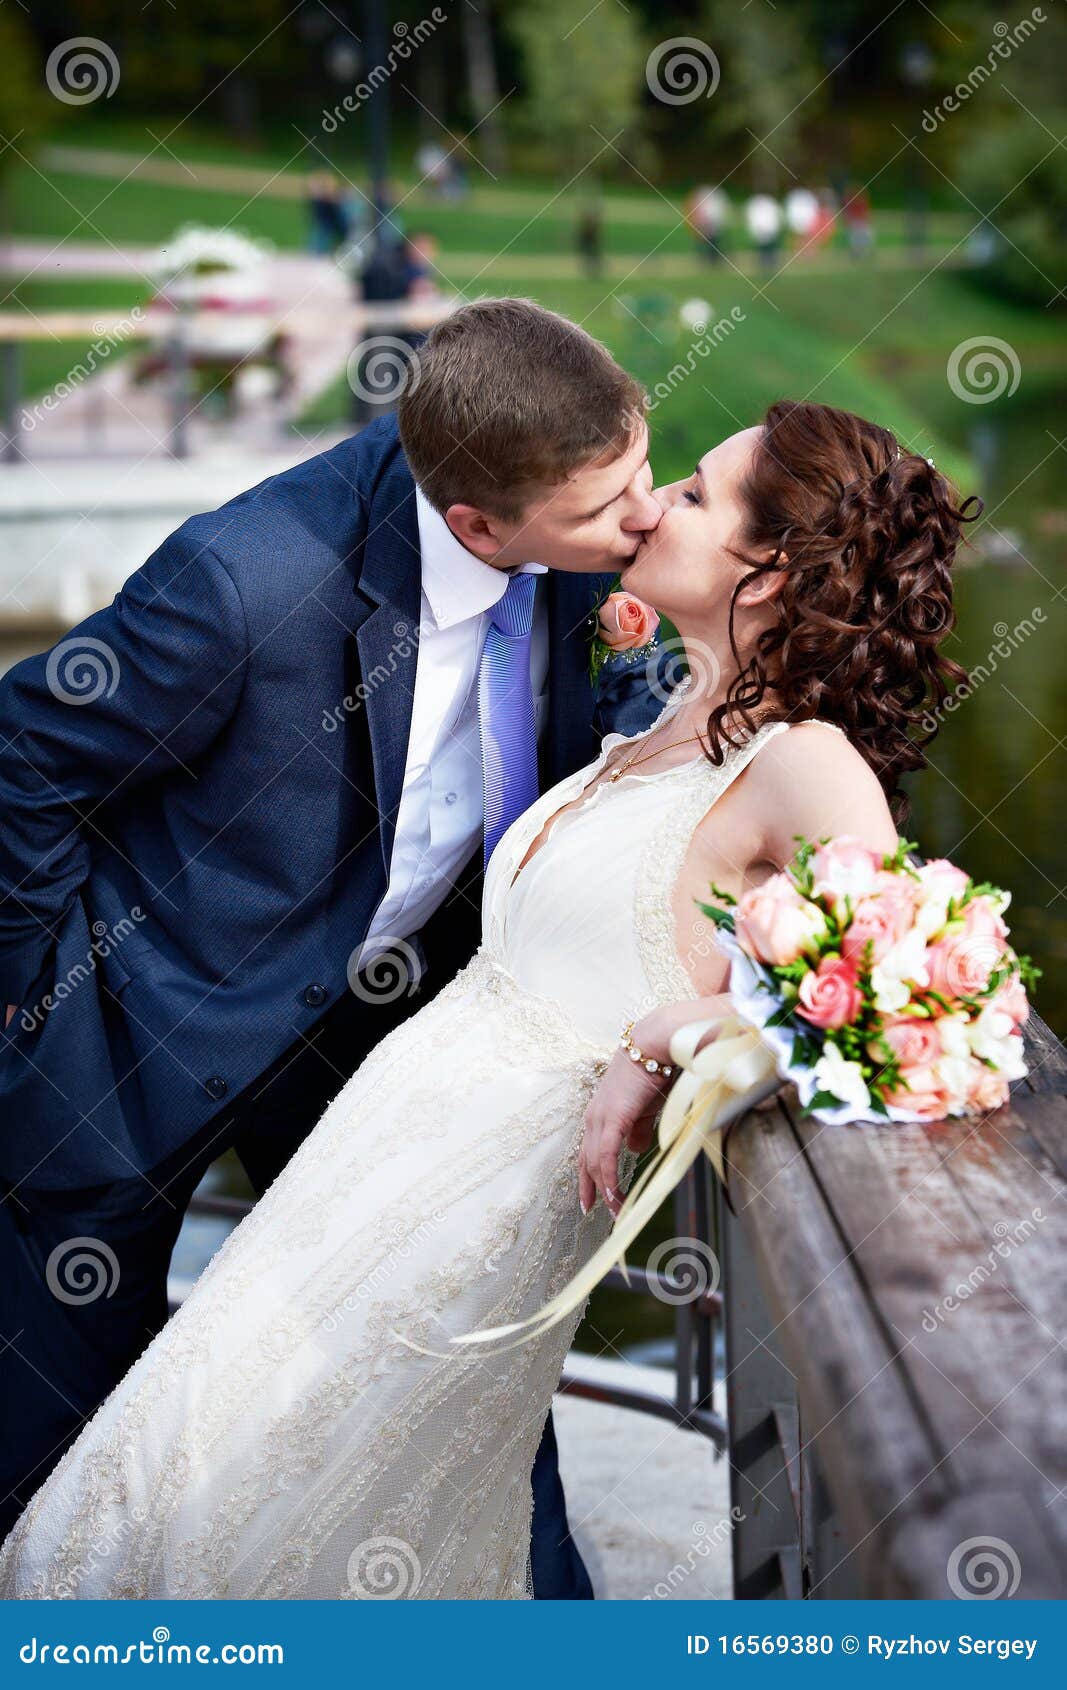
[620,1020,674,1079]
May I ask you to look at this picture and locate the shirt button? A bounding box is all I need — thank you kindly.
[304,983,327,1008]
[445,791,458,805]
[204,1076,228,1101]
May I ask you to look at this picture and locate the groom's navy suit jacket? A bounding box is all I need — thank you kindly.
[0,418,660,1191]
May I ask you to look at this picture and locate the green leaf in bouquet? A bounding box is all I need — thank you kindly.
[788,836,817,897]
[883,837,919,873]
[791,1027,823,1069]
[765,1003,797,1030]
[805,1088,844,1114]
[697,900,736,933]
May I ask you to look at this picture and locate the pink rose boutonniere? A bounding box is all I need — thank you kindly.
[590,590,659,684]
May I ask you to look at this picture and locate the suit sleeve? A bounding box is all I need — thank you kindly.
[0,530,248,1003]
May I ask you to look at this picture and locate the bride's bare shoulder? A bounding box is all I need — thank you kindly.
[741,719,899,858]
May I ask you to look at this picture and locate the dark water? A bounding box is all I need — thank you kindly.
[909,387,1067,1041]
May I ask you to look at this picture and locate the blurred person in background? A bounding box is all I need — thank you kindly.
[744,193,783,268]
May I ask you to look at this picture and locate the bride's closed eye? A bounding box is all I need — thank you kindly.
[683,486,702,506]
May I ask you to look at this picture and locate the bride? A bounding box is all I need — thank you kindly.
[0,399,974,1599]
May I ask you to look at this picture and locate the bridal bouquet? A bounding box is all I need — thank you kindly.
[456,837,1035,1349]
[704,835,1034,1125]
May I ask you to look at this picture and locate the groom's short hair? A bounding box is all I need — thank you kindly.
[398,297,645,521]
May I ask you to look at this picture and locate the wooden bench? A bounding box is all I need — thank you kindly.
[721,1011,1067,1599]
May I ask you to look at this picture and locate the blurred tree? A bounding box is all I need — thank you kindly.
[958,117,1067,310]
[695,1,826,190]
[30,0,291,140]
[462,1,504,176]
[913,2,1066,308]
[0,9,48,188]
[507,0,647,179]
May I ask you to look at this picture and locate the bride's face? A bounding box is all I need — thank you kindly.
[619,426,764,623]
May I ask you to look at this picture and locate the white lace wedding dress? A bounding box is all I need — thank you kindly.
[0,705,789,1600]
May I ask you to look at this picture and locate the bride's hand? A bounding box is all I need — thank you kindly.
[579,996,731,1217]
[579,1047,665,1218]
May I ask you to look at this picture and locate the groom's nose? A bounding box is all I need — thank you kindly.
[622,484,663,533]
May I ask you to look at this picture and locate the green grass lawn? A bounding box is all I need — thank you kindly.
[12,107,980,261]
[300,262,1067,494]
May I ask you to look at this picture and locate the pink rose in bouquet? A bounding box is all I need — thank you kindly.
[734,875,826,967]
[967,1067,1011,1112]
[840,878,916,967]
[992,974,1030,1027]
[877,1014,942,1068]
[926,895,1010,1006]
[883,1063,954,1121]
[811,836,882,911]
[797,955,863,1030]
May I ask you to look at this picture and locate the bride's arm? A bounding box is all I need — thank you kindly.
[581,725,900,1215]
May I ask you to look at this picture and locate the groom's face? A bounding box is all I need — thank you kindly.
[446,423,662,573]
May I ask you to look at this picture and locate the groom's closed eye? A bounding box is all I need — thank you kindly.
[580,492,624,522]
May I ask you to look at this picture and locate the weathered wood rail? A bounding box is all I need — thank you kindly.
[721,1010,1067,1599]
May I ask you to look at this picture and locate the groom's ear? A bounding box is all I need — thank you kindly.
[444,503,510,563]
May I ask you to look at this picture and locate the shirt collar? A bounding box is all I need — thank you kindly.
[415,486,547,632]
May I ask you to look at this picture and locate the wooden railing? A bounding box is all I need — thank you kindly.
[180,1014,1067,1600]
[720,1010,1067,1599]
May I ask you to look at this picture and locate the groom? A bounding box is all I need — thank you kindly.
[0,298,664,1590]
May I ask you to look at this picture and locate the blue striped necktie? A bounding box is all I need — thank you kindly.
[479,571,539,866]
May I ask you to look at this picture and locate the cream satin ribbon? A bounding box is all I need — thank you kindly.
[452,1013,781,1349]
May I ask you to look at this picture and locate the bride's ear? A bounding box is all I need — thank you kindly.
[445,503,507,563]
[736,555,788,609]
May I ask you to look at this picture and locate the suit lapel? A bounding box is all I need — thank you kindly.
[348,437,614,866]
[351,452,423,873]
[544,569,614,788]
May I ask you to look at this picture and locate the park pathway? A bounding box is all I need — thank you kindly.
[3,240,355,460]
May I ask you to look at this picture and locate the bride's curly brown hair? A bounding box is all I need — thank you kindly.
[707,399,981,820]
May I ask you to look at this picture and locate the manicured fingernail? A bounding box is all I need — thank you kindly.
[580,1197,591,1215]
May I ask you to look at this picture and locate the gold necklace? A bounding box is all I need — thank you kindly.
[606,731,706,783]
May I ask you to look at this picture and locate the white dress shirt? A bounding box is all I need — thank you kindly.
[360,488,548,963]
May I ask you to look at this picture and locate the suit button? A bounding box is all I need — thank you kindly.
[304,983,327,1008]
[205,1076,228,1101]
